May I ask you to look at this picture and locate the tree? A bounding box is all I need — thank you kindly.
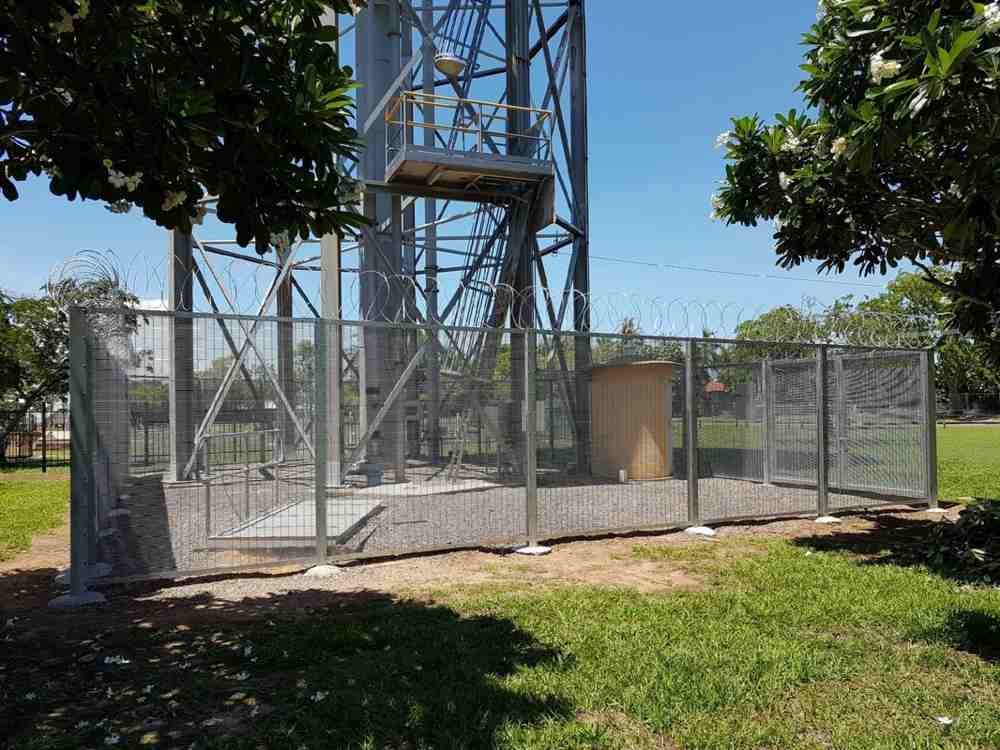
[1,0,366,248]
[713,1,1000,364]
[0,277,138,462]
[733,271,1000,407]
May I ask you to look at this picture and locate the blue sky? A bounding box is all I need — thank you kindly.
[1,0,891,322]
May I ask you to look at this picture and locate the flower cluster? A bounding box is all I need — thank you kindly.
[781,135,803,153]
[870,51,902,85]
[984,3,1000,33]
[103,160,142,192]
[831,137,849,159]
[709,193,724,221]
[714,131,733,150]
[779,172,793,191]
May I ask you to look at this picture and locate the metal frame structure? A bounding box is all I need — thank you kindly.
[164,0,592,487]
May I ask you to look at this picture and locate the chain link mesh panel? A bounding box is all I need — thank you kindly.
[827,349,928,507]
[324,321,527,557]
[532,332,689,538]
[696,342,819,521]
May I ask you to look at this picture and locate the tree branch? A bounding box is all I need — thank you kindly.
[911,259,992,309]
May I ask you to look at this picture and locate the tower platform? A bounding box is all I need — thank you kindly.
[382,91,555,222]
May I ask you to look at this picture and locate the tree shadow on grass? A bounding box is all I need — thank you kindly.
[789,507,995,587]
[912,609,1000,663]
[1,587,574,749]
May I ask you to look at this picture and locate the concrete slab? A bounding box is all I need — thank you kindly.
[209,497,383,550]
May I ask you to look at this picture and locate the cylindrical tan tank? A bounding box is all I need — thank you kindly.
[590,361,675,481]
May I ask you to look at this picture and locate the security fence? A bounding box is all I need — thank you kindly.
[65,309,937,584]
[1,404,70,470]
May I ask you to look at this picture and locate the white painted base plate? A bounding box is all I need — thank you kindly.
[303,565,343,579]
[924,507,949,514]
[685,526,717,538]
[48,591,106,609]
[815,516,841,525]
[515,545,552,556]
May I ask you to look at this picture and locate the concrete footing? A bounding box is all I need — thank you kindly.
[684,526,717,538]
[303,564,344,579]
[515,545,552,556]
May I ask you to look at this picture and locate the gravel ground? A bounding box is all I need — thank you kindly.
[113,460,912,579]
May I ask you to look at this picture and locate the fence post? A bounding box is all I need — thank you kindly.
[921,349,940,508]
[523,328,539,548]
[314,321,329,562]
[41,400,47,474]
[761,360,771,485]
[816,345,830,517]
[685,340,700,525]
[50,309,105,607]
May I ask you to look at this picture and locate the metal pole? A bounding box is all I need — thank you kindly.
[314,322,329,561]
[922,349,940,508]
[761,360,771,485]
[168,230,195,481]
[685,340,699,524]
[835,354,847,490]
[276,236,296,457]
[816,346,830,516]
[423,0,441,464]
[571,0,592,474]
[68,310,92,596]
[41,399,47,473]
[524,329,539,546]
[321,231,343,487]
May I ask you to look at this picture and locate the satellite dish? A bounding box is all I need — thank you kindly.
[434,52,466,78]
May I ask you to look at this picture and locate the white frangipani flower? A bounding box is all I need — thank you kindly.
[781,135,802,153]
[779,172,793,191]
[709,192,724,221]
[310,691,329,703]
[934,716,955,726]
[714,131,733,150]
[870,51,902,84]
[105,164,142,193]
[983,3,1000,33]
[104,735,121,747]
[831,137,849,159]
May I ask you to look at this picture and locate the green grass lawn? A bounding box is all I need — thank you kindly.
[937,425,1000,501]
[6,535,1000,749]
[0,466,70,562]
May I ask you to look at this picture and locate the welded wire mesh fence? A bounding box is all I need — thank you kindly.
[68,309,937,582]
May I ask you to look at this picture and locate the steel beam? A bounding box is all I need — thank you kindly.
[570,0,591,472]
[168,230,195,482]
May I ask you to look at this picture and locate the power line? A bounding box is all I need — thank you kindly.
[588,253,887,289]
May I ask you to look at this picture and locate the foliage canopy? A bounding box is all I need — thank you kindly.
[1,0,366,249]
[714,0,1000,364]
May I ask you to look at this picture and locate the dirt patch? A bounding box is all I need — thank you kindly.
[577,710,679,749]
[0,515,69,610]
[0,505,962,633]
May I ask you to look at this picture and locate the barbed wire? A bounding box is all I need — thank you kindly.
[48,251,952,350]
